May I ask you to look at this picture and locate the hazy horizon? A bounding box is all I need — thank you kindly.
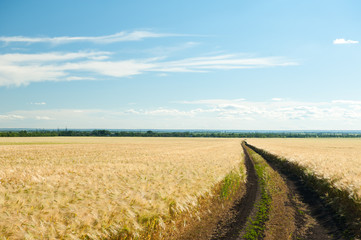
[2,128,361,133]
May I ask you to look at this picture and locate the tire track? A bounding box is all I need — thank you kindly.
[210,143,261,240]
[210,142,351,240]
[246,142,350,240]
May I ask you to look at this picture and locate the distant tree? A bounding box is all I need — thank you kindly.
[19,130,28,137]
[91,130,111,136]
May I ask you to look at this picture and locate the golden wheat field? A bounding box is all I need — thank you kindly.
[247,138,361,199]
[0,137,244,239]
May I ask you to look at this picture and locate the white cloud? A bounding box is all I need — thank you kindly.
[145,108,191,116]
[333,38,359,44]
[0,52,298,87]
[0,51,115,86]
[0,31,179,45]
[62,60,155,78]
[2,99,361,129]
[30,102,46,105]
[124,108,194,116]
[0,109,103,127]
[65,76,96,81]
[332,100,361,105]
[0,51,155,86]
[175,98,361,122]
[0,51,111,63]
[152,55,298,72]
[126,99,340,122]
[35,116,53,120]
[0,63,67,86]
[180,98,246,105]
[0,114,25,120]
[271,98,283,101]
[124,109,141,114]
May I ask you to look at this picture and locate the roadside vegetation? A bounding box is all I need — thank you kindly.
[0,137,245,239]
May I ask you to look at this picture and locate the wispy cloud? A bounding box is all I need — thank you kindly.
[271,98,283,101]
[0,31,179,45]
[0,51,112,63]
[65,76,96,81]
[35,116,53,120]
[128,108,193,116]
[332,100,361,105]
[176,98,361,122]
[0,52,298,87]
[2,99,361,129]
[152,55,298,72]
[0,114,25,120]
[0,51,155,86]
[333,38,359,44]
[180,98,246,105]
[30,102,46,105]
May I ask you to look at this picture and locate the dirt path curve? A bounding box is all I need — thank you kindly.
[210,143,261,240]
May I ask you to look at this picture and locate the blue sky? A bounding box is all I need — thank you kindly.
[1,0,361,130]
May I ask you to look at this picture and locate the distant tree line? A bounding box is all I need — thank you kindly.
[0,130,361,138]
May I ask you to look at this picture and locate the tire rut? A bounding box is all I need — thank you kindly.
[280,165,347,240]
[246,143,349,240]
[210,143,261,240]
[210,142,350,240]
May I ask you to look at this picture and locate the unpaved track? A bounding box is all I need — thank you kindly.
[285,171,346,240]
[210,142,349,240]
[210,143,261,239]
[246,143,348,240]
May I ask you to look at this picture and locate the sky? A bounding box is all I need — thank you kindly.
[1,0,361,130]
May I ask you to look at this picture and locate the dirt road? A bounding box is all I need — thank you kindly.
[210,142,350,239]
[210,143,261,239]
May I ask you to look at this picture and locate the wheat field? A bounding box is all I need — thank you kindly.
[0,137,244,239]
[246,138,361,199]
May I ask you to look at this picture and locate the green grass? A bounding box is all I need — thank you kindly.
[220,170,242,200]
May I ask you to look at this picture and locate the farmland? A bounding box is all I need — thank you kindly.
[0,137,244,239]
[2,136,361,239]
[246,138,361,198]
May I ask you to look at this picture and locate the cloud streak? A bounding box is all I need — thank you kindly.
[30,102,46,105]
[0,31,179,45]
[0,114,25,120]
[152,55,297,72]
[0,51,112,63]
[0,52,297,87]
[333,38,359,44]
